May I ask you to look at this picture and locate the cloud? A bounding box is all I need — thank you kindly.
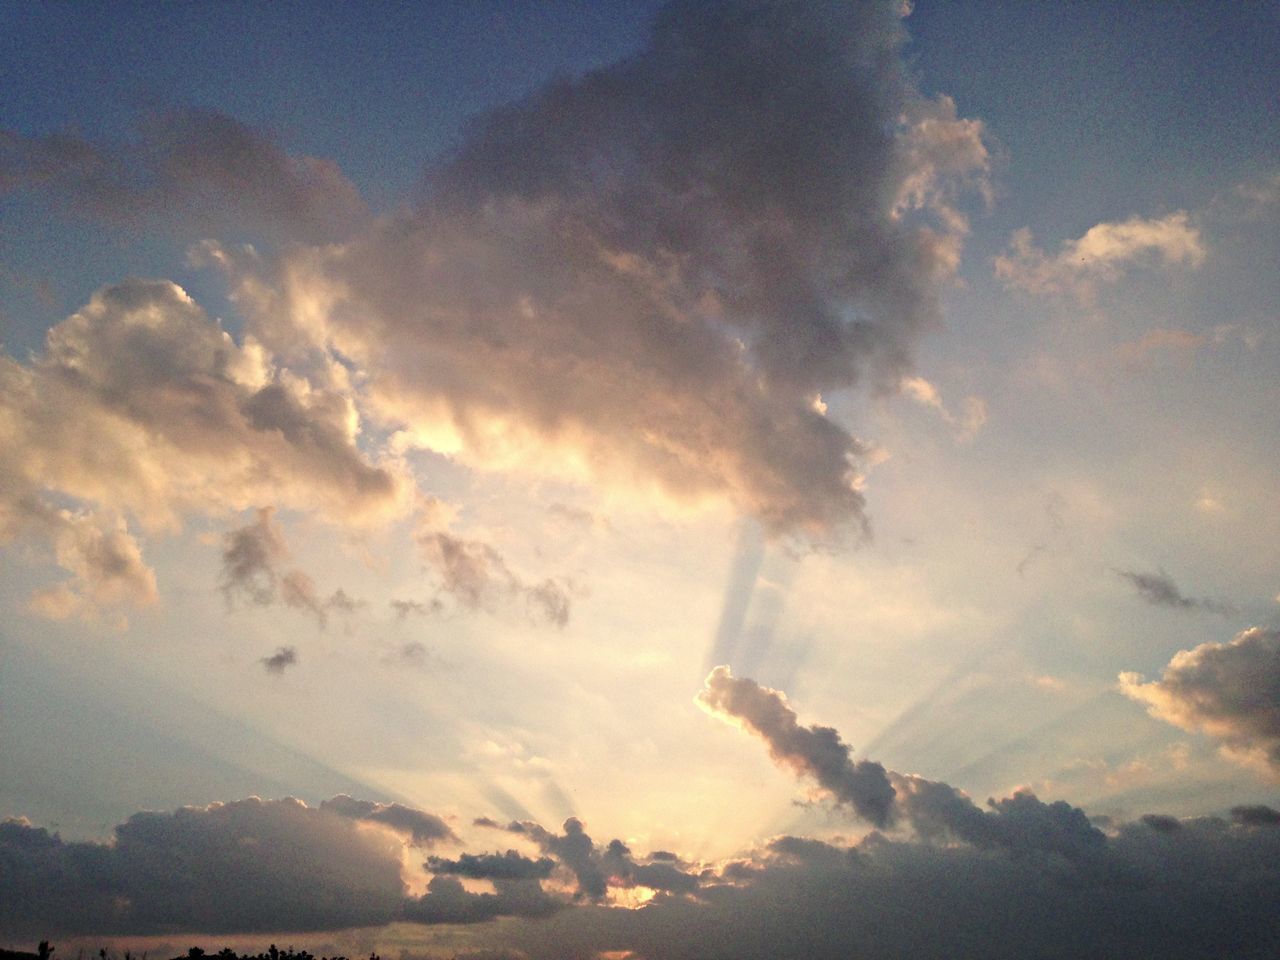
[24,508,158,624]
[418,526,572,628]
[427,850,556,881]
[220,507,364,626]
[0,279,405,614]
[260,646,298,674]
[0,109,368,242]
[899,375,987,442]
[697,666,896,826]
[485,816,1280,960]
[0,799,405,936]
[1120,627,1280,775]
[391,597,444,619]
[320,795,457,847]
[1231,804,1280,826]
[1115,568,1234,615]
[493,816,701,903]
[211,0,988,538]
[994,212,1205,303]
[403,875,561,926]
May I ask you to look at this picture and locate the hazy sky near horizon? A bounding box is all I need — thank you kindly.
[2,1,1279,955]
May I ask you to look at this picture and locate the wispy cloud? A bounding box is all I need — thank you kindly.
[221,507,362,627]
[1115,568,1234,616]
[899,375,988,442]
[995,212,1205,303]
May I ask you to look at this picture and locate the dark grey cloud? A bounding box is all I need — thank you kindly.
[402,875,561,926]
[0,109,368,242]
[1231,804,1280,826]
[1116,568,1234,615]
[0,799,404,937]
[1121,627,1280,773]
[259,645,298,674]
[320,795,457,847]
[496,817,701,902]
[427,850,556,881]
[222,507,288,606]
[490,818,1280,960]
[697,666,896,826]
[216,0,988,537]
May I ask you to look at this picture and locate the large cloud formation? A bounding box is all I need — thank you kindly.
[1120,627,1280,775]
[215,0,988,537]
[0,798,406,936]
[4,781,1279,956]
[0,799,700,937]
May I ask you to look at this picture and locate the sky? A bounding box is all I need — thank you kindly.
[1,1,1278,956]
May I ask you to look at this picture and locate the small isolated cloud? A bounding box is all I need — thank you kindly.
[1115,568,1234,616]
[697,666,895,826]
[899,375,987,442]
[1120,627,1280,775]
[260,645,298,674]
[220,507,362,626]
[994,211,1205,303]
[418,522,572,628]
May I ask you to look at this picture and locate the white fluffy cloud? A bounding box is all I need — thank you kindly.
[0,279,407,618]
[995,211,1206,302]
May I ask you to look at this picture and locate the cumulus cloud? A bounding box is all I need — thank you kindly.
[485,817,1280,960]
[0,279,405,613]
[24,508,158,624]
[320,795,457,847]
[697,666,896,826]
[1120,627,1280,774]
[1115,567,1234,615]
[0,109,368,242]
[491,816,701,902]
[0,798,405,936]
[209,0,988,538]
[994,211,1205,303]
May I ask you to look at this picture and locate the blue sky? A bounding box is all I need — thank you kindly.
[2,2,1278,955]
